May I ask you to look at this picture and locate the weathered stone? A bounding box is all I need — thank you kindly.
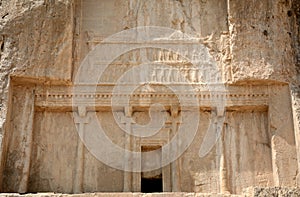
[0,0,299,196]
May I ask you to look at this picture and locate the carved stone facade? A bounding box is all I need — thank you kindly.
[0,0,300,196]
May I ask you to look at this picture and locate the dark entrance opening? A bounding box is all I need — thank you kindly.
[141,146,163,193]
[141,176,163,193]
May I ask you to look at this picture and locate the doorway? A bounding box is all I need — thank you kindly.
[141,176,163,193]
[141,146,163,193]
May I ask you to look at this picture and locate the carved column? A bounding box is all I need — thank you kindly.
[18,88,35,193]
[215,105,230,194]
[269,86,297,187]
[219,121,230,194]
[132,137,141,192]
[290,86,300,186]
[171,106,181,192]
[73,106,90,193]
[122,106,133,192]
[162,127,172,192]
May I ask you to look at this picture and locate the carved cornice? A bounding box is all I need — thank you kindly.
[34,84,271,110]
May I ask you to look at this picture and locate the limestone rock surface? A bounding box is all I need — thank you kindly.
[0,0,299,196]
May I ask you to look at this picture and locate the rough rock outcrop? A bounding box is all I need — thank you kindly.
[0,0,300,196]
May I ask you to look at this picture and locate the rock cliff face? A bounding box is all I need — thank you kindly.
[0,0,299,196]
[0,0,73,155]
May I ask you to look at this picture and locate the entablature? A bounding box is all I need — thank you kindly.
[32,84,272,111]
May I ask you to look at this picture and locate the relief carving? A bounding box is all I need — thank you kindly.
[150,64,221,84]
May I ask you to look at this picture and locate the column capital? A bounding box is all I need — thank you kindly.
[78,105,87,118]
[124,106,133,117]
[171,105,179,118]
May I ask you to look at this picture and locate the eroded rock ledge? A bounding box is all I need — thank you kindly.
[0,187,300,197]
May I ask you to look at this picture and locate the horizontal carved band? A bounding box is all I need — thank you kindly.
[32,84,277,109]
